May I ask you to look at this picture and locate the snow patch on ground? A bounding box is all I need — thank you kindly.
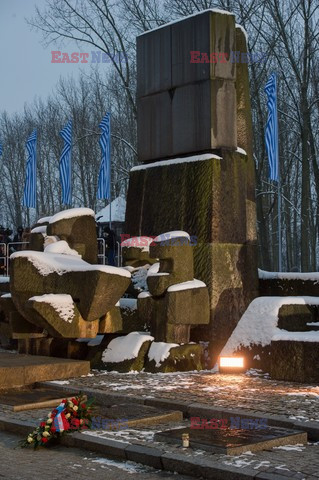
[1,293,11,298]
[0,276,9,283]
[274,444,305,452]
[90,456,153,474]
[221,296,319,354]
[50,208,95,223]
[148,342,179,367]
[29,293,75,323]
[102,332,154,363]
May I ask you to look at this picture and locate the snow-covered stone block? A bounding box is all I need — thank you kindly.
[101,332,154,372]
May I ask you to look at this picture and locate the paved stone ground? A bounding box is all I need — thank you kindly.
[2,367,319,478]
[57,368,319,423]
[1,393,319,479]
[0,430,193,480]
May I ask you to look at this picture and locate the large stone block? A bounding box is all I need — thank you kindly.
[145,343,204,372]
[25,297,99,338]
[139,286,209,343]
[171,11,236,86]
[137,25,172,98]
[47,213,98,264]
[260,278,319,297]
[126,153,253,245]
[10,254,130,323]
[194,242,258,355]
[278,305,318,332]
[235,26,257,239]
[99,305,123,333]
[147,240,194,296]
[271,340,319,383]
[165,287,210,325]
[136,10,237,161]
[121,237,156,268]
[100,336,152,372]
[137,79,237,162]
[137,91,172,162]
[172,80,237,155]
[137,10,236,98]
[29,232,45,251]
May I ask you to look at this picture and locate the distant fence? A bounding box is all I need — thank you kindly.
[0,238,123,276]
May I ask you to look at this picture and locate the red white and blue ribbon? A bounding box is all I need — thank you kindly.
[53,402,69,432]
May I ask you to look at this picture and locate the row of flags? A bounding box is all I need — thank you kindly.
[0,74,279,210]
[0,113,111,209]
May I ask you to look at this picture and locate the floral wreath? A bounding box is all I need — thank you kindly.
[21,393,94,449]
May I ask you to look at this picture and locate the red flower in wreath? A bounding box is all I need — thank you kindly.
[41,437,48,443]
[40,422,46,427]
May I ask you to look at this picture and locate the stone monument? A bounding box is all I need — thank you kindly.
[2,208,131,356]
[125,9,259,362]
[138,232,210,343]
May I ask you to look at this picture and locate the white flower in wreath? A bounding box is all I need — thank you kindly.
[65,413,71,419]
[47,418,53,424]
[73,405,78,411]
[42,431,50,437]
[27,436,33,443]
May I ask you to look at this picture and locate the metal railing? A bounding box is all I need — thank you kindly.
[0,243,7,276]
[0,239,123,276]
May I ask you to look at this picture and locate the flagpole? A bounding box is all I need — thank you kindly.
[276,74,282,272]
[109,115,112,230]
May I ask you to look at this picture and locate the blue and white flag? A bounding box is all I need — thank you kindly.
[97,113,111,200]
[59,120,72,205]
[22,130,37,208]
[264,73,279,181]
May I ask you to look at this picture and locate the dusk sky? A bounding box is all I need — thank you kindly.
[0,0,88,115]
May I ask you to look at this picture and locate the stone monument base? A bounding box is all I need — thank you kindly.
[125,151,258,361]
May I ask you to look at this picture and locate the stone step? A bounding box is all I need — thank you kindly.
[278,304,319,332]
[0,352,89,389]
